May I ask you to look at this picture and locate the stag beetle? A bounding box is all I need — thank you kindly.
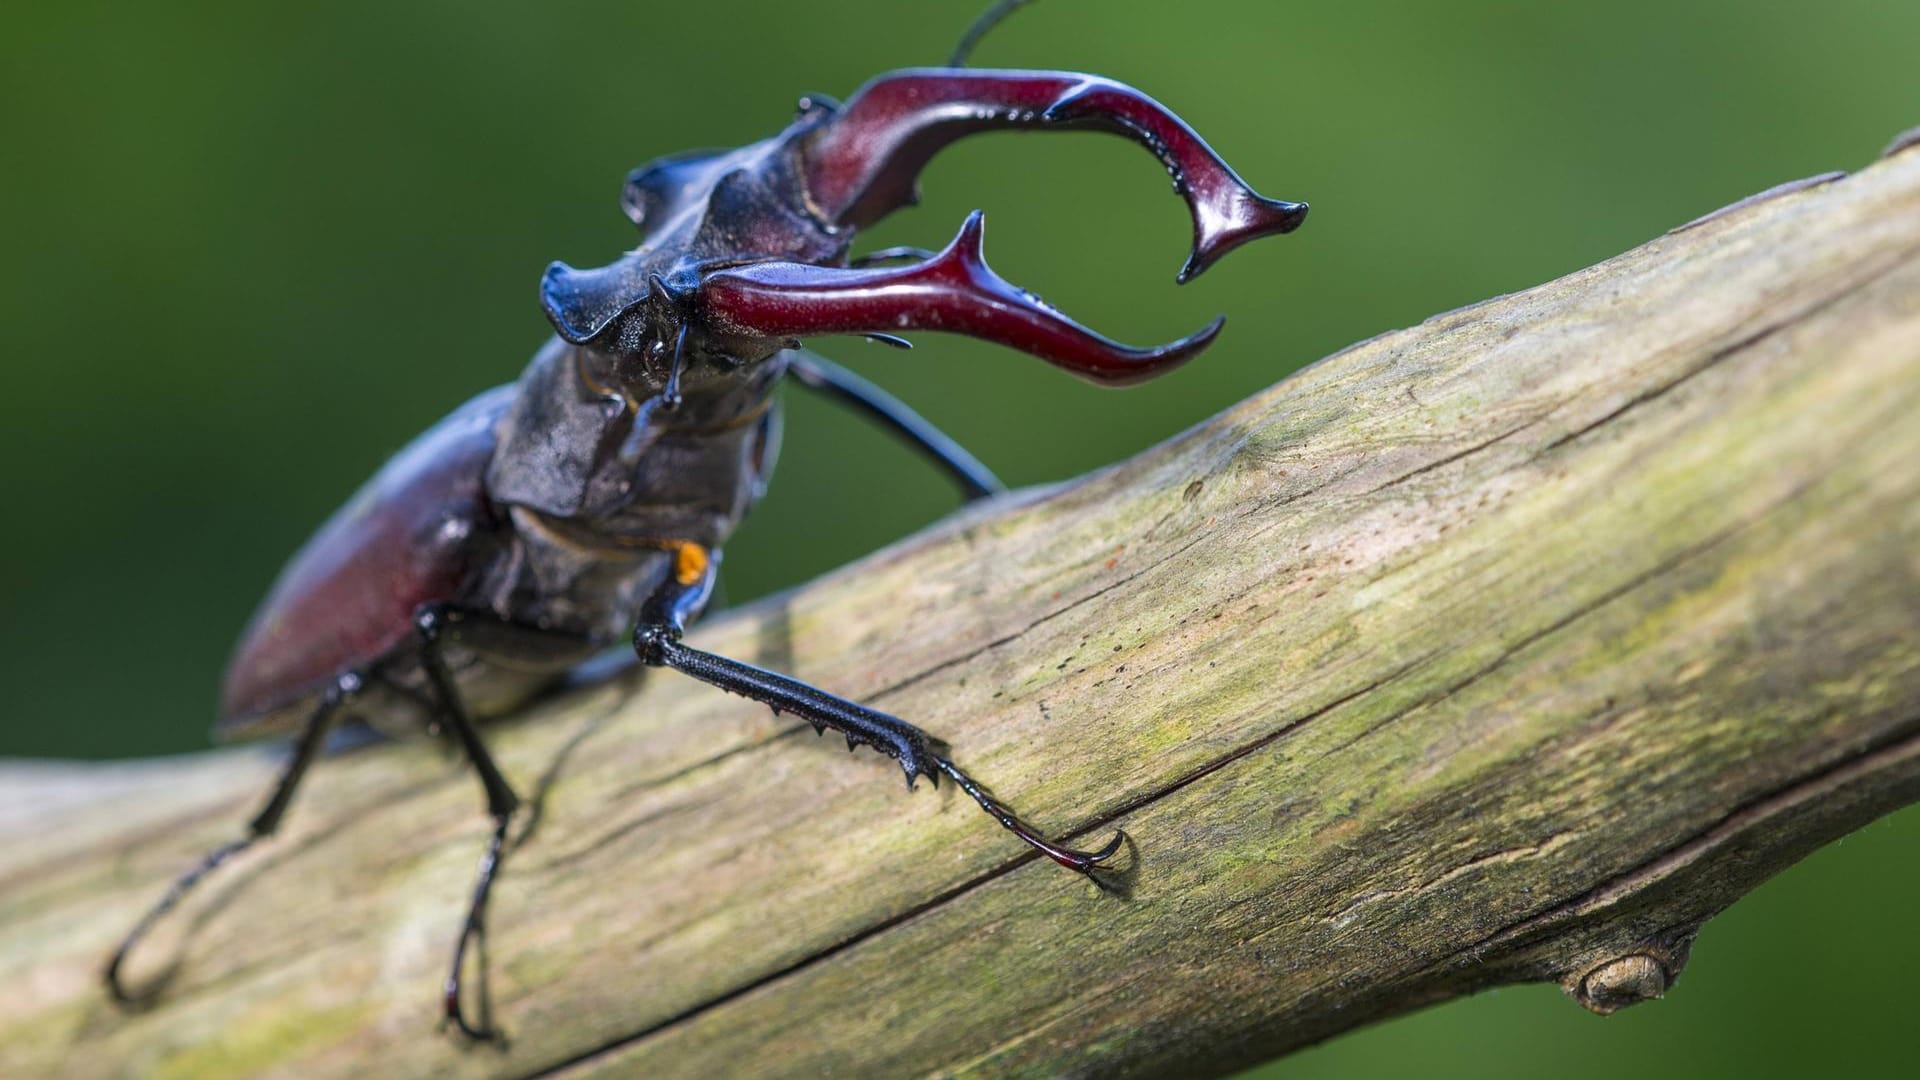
[105,19,1307,1039]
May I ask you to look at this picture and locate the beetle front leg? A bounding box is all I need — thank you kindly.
[633,546,1123,874]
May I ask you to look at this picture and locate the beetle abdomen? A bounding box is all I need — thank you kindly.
[218,387,514,736]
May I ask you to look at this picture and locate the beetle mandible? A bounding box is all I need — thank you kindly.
[104,13,1308,1039]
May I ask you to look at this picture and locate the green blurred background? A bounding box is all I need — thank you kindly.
[3,0,1915,1074]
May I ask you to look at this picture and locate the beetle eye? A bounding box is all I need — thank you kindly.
[794,93,839,120]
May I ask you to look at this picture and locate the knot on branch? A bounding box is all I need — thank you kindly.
[1563,933,1695,1016]
[1571,954,1668,1015]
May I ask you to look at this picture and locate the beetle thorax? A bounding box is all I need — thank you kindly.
[485,337,784,540]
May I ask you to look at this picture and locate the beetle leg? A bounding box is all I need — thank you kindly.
[631,549,1124,876]
[105,671,357,1004]
[800,67,1307,281]
[414,606,525,1044]
[407,606,603,1040]
[787,349,1005,501]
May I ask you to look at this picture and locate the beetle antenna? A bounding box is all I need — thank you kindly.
[948,0,1040,67]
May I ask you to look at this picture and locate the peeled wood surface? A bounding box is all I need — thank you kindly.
[4,144,1919,1080]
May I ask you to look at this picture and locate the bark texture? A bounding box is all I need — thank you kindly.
[3,142,1918,1080]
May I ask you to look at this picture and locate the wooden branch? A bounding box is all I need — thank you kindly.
[5,142,1919,1080]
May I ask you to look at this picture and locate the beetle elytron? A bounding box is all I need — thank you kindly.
[105,27,1307,1038]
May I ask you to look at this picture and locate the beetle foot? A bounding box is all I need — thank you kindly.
[103,836,256,1005]
[443,813,512,1044]
[933,756,1126,874]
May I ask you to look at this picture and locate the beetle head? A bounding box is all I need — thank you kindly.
[538,120,849,408]
[539,68,1308,400]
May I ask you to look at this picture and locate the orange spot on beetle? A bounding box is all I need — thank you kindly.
[675,543,710,586]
